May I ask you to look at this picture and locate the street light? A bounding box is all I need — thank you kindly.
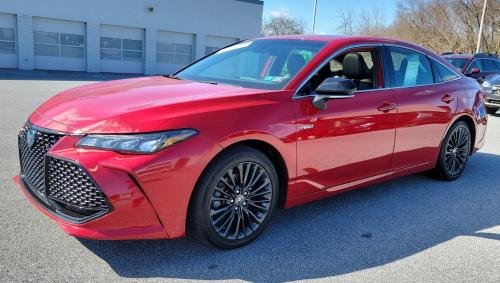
[476,0,488,53]
[312,0,318,35]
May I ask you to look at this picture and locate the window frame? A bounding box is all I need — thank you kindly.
[431,59,459,83]
[34,31,85,58]
[156,41,193,65]
[465,59,483,74]
[386,46,436,88]
[296,46,385,97]
[294,43,462,99]
[383,45,461,89]
[0,27,16,55]
[294,44,389,98]
[100,37,143,62]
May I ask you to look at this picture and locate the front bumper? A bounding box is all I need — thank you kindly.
[485,87,500,108]
[14,174,167,240]
[15,121,222,240]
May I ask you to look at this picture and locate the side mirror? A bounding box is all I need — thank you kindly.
[312,77,356,110]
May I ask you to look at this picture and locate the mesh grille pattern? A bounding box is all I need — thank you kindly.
[46,156,109,214]
[18,127,62,193]
[18,124,111,221]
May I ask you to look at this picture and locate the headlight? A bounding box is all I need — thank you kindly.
[76,129,198,154]
[482,80,492,90]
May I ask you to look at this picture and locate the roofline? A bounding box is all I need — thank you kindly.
[234,0,264,5]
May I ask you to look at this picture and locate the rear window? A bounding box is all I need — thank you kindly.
[433,60,459,82]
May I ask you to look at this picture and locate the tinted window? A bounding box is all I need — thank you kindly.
[298,48,380,95]
[482,60,495,72]
[494,61,500,71]
[177,40,327,90]
[467,59,483,73]
[445,57,468,70]
[389,47,434,87]
[433,60,459,82]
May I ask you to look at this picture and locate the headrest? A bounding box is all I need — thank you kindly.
[342,53,372,79]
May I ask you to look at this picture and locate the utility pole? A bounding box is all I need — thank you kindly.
[312,0,318,35]
[476,0,488,53]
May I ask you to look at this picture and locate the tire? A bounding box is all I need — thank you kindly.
[432,121,472,181]
[187,145,279,249]
[486,107,498,115]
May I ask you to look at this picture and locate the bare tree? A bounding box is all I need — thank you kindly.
[355,5,391,36]
[337,8,355,35]
[262,14,305,36]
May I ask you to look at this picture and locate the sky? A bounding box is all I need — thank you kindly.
[262,0,398,35]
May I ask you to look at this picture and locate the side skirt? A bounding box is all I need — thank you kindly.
[284,162,434,208]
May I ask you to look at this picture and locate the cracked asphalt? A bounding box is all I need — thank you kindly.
[1,75,499,282]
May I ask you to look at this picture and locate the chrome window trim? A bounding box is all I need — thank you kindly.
[292,43,463,100]
[292,43,382,98]
[384,44,463,78]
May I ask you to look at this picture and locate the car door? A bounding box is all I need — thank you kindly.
[292,46,397,196]
[386,46,458,170]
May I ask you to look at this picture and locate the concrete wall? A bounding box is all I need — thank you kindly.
[0,0,263,74]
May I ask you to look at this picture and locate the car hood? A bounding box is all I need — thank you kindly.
[31,76,266,134]
[484,74,500,85]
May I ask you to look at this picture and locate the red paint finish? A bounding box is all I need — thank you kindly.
[15,36,487,240]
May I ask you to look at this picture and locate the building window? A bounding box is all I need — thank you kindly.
[34,31,84,58]
[0,28,16,54]
[205,46,220,55]
[100,37,143,62]
[157,42,192,65]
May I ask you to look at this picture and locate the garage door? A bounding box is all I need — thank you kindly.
[33,17,86,71]
[205,35,239,55]
[156,30,194,75]
[100,25,144,74]
[0,13,17,68]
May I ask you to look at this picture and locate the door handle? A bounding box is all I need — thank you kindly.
[377,102,397,112]
[441,94,455,103]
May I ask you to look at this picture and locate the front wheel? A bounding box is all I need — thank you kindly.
[432,121,472,181]
[188,146,279,249]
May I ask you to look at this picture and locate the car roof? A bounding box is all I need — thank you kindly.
[255,35,432,51]
[442,54,472,59]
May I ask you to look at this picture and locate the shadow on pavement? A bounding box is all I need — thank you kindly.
[79,152,500,281]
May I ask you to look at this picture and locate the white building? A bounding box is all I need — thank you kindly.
[0,0,263,75]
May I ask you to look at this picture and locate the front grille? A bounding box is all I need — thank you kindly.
[18,123,111,222]
[46,156,109,215]
[18,126,62,200]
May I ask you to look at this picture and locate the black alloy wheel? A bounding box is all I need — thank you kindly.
[188,145,279,249]
[433,121,471,181]
[209,162,273,240]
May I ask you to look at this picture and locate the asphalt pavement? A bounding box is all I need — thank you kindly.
[0,76,499,282]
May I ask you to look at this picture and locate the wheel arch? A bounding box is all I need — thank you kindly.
[446,113,477,155]
[454,114,476,154]
[188,138,290,219]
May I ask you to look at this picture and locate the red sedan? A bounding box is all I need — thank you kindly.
[15,36,487,249]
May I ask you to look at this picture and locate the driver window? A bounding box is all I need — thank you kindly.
[466,60,482,73]
[300,48,380,95]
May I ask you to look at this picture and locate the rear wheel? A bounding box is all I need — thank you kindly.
[432,121,471,181]
[188,146,279,249]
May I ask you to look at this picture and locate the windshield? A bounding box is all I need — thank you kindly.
[445,57,468,70]
[175,39,327,90]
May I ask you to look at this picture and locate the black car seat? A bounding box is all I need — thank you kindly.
[342,53,374,90]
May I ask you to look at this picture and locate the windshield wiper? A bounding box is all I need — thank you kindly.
[165,74,182,80]
[198,80,242,88]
